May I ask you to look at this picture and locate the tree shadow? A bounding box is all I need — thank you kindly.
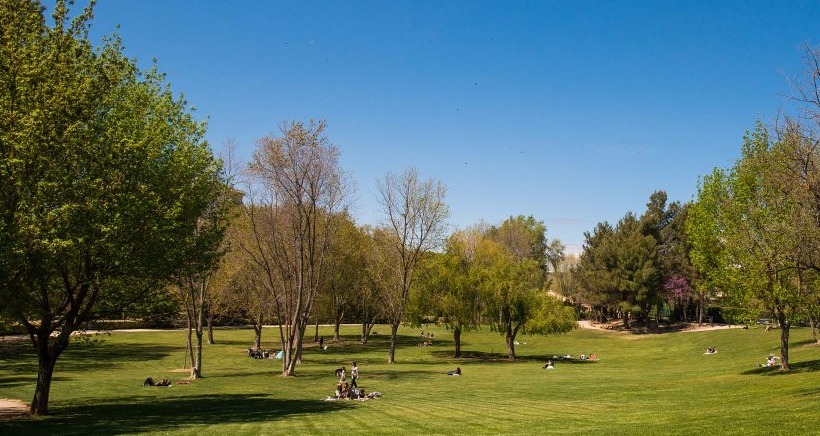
[1,394,351,435]
[57,343,175,372]
[741,359,820,376]
[429,350,598,365]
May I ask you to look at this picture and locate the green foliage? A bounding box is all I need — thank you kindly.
[0,0,225,414]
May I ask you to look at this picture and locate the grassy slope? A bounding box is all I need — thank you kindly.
[1,324,819,435]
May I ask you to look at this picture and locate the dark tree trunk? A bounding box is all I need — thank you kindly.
[30,330,67,416]
[314,319,319,342]
[505,321,518,360]
[295,323,305,364]
[186,313,195,371]
[811,316,819,344]
[334,318,342,342]
[192,327,203,379]
[207,310,215,345]
[776,310,790,371]
[361,321,374,344]
[387,323,399,363]
[453,326,462,358]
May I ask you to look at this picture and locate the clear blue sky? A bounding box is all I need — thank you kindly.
[84,0,819,254]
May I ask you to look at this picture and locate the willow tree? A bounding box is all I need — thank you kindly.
[485,216,576,359]
[242,120,349,376]
[376,168,449,364]
[413,229,485,358]
[0,0,225,414]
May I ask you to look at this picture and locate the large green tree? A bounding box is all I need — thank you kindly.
[689,124,804,370]
[413,229,486,358]
[485,216,576,359]
[0,0,225,414]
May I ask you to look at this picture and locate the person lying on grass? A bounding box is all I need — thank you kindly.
[446,367,462,376]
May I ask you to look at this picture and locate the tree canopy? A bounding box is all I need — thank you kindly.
[0,0,226,414]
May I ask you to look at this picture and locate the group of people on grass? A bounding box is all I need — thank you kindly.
[247,347,283,360]
[543,353,598,369]
[760,354,780,367]
[419,331,435,347]
[704,346,717,354]
[330,361,368,400]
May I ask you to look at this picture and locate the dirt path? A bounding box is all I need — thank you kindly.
[577,320,745,333]
[0,399,28,420]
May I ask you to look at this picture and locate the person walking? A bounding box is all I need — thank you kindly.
[351,361,359,388]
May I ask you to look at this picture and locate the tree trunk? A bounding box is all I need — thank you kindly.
[776,310,790,371]
[207,310,215,345]
[387,323,399,363]
[622,310,630,329]
[254,312,263,350]
[811,316,819,344]
[186,313,195,370]
[697,298,704,325]
[295,323,305,364]
[314,319,319,342]
[30,331,66,416]
[504,320,518,360]
[453,326,462,358]
[361,321,374,344]
[192,327,203,379]
[334,318,342,342]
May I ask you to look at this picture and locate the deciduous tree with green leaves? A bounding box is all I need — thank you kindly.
[485,216,576,359]
[0,0,225,414]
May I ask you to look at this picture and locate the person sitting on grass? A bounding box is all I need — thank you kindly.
[542,360,554,369]
[447,367,462,376]
[334,383,343,399]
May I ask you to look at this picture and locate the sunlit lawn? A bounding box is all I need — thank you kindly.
[1,323,819,435]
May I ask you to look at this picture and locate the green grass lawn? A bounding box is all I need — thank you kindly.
[1,324,819,435]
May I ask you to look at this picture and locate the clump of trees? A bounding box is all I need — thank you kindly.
[568,191,695,328]
[415,216,577,360]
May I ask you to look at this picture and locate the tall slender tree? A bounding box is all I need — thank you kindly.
[242,120,350,376]
[376,168,449,364]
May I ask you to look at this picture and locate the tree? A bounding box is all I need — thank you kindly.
[689,124,803,370]
[319,212,367,342]
[376,168,449,364]
[576,222,620,322]
[242,120,350,376]
[413,229,485,358]
[0,0,224,414]
[485,216,576,359]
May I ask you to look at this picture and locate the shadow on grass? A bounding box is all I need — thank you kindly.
[741,359,820,376]
[1,339,174,372]
[2,394,351,435]
[429,350,599,365]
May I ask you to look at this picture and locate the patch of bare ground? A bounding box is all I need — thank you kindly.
[577,320,745,335]
[0,399,28,420]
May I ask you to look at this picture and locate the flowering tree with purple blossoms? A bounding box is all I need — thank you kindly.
[663,274,693,322]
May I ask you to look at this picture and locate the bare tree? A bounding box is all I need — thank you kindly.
[377,168,449,363]
[242,120,350,376]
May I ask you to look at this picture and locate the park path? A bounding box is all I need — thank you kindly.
[0,399,27,420]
